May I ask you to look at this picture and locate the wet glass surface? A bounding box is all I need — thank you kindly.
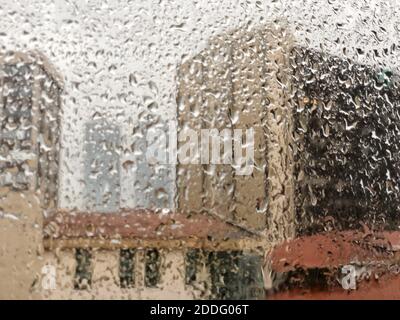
[1,0,400,300]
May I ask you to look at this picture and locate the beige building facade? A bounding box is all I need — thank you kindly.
[0,51,62,299]
[177,24,296,242]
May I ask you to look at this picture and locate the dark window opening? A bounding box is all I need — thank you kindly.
[145,249,161,287]
[185,249,199,285]
[208,251,264,300]
[119,249,135,288]
[74,248,92,290]
[185,248,207,286]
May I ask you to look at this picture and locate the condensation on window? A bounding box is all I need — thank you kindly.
[1,0,400,300]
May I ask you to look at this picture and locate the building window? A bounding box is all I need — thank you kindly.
[185,249,207,286]
[185,249,199,285]
[145,249,161,287]
[119,249,135,288]
[207,251,264,300]
[74,248,92,290]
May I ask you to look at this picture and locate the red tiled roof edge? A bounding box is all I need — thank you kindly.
[270,230,400,273]
[43,208,256,241]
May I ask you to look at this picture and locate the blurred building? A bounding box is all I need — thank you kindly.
[291,47,400,234]
[175,25,295,298]
[84,120,121,212]
[0,51,63,299]
[43,25,400,299]
[42,26,290,299]
[175,26,400,294]
[42,26,292,300]
[4,24,400,300]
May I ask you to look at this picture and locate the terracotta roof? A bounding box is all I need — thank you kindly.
[267,230,400,299]
[43,209,250,241]
[271,230,400,273]
[267,273,400,300]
